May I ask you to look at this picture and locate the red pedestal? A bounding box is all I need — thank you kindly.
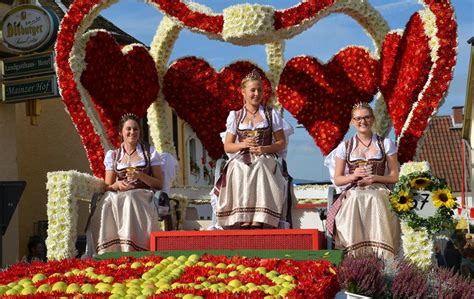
[150,229,324,251]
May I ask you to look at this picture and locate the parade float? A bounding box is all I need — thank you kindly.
[0,0,468,297]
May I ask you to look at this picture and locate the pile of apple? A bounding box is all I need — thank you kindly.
[0,254,338,298]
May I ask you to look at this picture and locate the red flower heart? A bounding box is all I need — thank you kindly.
[380,14,432,138]
[163,57,272,160]
[380,3,457,163]
[278,47,379,155]
[80,31,159,148]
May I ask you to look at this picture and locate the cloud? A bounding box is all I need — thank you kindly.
[374,0,419,12]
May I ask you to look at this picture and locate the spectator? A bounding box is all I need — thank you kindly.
[444,240,462,272]
[21,238,46,263]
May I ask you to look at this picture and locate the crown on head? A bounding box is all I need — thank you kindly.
[352,102,371,110]
[243,69,262,82]
[121,113,139,123]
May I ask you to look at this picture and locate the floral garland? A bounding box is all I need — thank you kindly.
[0,254,338,297]
[147,15,182,155]
[400,222,434,270]
[45,171,104,260]
[389,162,457,234]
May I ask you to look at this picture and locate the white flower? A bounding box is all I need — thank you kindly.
[222,4,274,44]
[400,161,431,177]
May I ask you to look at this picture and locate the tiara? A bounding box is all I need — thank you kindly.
[242,69,262,82]
[121,113,139,122]
[352,102,371,110]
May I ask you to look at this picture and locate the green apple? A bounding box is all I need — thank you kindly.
[256,267,267,275]
[228,279,242,288]
[20,286,36,295]
[0,286,8,295]
[96,283,112,293]
[236,265,245,271]
[145,261,156,267]
[112,282,125,289]
[228,271,238,277]
[81,283,97,294]
[131,261,143,269]
[52,281,67,292]
[31,273,46,283]
[217,273,228,279]
[71,268,81,275]
[216,263,226,269]
[201,281,211,288]
[17,278,32,286]
[85,266,95,272]
[107,263,118,269]
[7,282,17,288]
[36,283,51,293]
[264,287,278,295]
[102,276,114,283]
[141,287,155,296]
[226,263,237,269]
[5,289,18,295]
[194,296,204,299]
[182,294,194,299]
[136,295,148,299]
[12,285,23,293]
[66,283,81,293]
[126,288,141,296]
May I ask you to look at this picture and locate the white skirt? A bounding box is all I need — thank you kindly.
[85,189,160,256]
[216,155,287,228]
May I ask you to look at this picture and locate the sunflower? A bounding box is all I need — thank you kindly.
[390,190,415,212]
[432,188,456,209]
[410,177,432,190]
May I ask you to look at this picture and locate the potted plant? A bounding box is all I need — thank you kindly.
[337,254,386,298]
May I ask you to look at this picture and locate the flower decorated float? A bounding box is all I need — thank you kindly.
[33,1,461,296]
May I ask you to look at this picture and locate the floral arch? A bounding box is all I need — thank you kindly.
[48,0,457,259]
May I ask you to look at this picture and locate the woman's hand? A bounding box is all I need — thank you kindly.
[126,170,141,184]
[250,145,264,156]
[114,180,133,191]
[357,175,376,187]
[353,166,367,177]
[241,137,257,149]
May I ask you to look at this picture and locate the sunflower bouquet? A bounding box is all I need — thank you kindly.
[389,162,458,234]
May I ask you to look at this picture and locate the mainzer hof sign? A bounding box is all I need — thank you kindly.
[2,4,59,53]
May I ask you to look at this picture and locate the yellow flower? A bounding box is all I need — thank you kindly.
[391,190,415,212]
[432,189,456,209]
[410,177,432,190]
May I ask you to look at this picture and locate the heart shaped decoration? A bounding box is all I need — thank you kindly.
[380,14,432,137]
[162,57,272,160]
[380,2,457,162]
[80,31,160,148]
[277,47,379,155]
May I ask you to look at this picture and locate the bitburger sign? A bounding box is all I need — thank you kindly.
[2,4,59,53]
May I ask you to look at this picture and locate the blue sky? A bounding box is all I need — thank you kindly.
[100,0,473,181]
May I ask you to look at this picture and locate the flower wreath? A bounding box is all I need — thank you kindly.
[389,162,458,234]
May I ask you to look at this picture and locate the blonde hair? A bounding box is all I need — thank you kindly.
[241,69,262,88]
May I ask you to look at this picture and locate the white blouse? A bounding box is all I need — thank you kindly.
[104,144,163,171]
[225,105,284,138]
[333,135,397,161]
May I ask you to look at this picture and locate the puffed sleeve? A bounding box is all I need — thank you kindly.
[149,145,165,166]
[226,111,237,135]
[104,150,115,171]
[271,108,284,132]
[384,138,397,156]
[334,141,347,160]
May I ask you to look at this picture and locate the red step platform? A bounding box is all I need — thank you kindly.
[150,229,325,251]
